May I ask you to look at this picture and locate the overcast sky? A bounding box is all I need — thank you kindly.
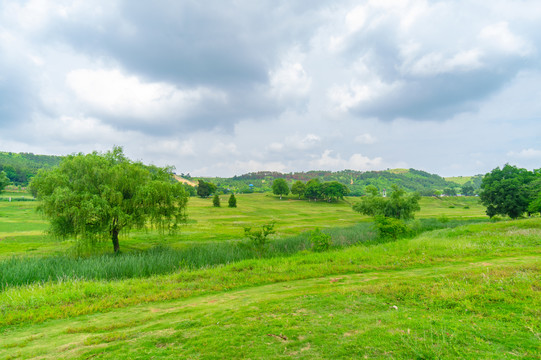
[1,0,540,177]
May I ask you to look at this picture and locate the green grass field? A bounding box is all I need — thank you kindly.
[1,193,539,359]
[0,192,486,257]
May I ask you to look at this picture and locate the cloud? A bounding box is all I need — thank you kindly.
[507,149,541,159]
[1,0,541,178]
[310,150,383,171]
[354,134,376,144]
[66,68,226,131]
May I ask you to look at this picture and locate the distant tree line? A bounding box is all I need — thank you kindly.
[272,178,349,202]
[0,152,63,186]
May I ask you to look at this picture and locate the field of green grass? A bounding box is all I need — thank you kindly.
[0,192,486,258]
[1,192,539,359]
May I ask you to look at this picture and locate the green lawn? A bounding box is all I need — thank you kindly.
[3,192,537,359]
[1,218,540,359]
[0,193,487,257]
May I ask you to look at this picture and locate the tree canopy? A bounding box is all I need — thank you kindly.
[352,184,420,220]
[272,178,289,199]
[479,164,538,219]
[0,171,9,193]
[291,180,306,199]
[196,180,217,198]
[30,147,188,253]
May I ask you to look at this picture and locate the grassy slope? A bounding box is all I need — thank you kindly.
[445,176,473,185]
[1,219,540,359]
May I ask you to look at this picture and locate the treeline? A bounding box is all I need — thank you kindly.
[0,151,63,186]
[198,169,482,196]
[273,178,349,202]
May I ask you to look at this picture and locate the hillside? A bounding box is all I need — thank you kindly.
[0,151,63,186]
[197,168,473,196]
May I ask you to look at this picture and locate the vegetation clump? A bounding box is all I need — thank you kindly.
[213,194,221,207]
[228,193,237,207]
[272,178,289,199]
[30,147,188,253]
[0,171,9,193]
[309,228,332,252]
[480,164,541,218]
[196,180,217,198]
[353,184,420,240]
[244,222,276,251]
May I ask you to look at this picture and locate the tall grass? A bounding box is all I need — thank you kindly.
[0,219,488,290]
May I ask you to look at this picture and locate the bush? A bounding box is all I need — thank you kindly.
[310,228,332,252]
[244,222,276,250]
[228,194,237,208]
[213,194,220,207]
[374,216,409,240]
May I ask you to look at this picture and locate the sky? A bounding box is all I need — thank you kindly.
[1,0,540,177]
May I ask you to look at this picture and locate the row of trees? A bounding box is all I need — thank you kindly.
[272,178,350,202]
[480,164,541,219]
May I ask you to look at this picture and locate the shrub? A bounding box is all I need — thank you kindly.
[310,228,332,252]
[228,194,237,208]
[213,194,220,207]
[244,222,276,249]
[374,216,409,240]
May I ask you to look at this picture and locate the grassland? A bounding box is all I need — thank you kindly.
[1,192,539,359]
[0,192,485,258]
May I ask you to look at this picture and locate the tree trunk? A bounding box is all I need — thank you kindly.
[112,228,120,253]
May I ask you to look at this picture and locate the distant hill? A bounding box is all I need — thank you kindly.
[196,168,477,196]
[0,152,63,186]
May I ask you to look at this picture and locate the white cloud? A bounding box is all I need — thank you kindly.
[479,22,531,55]
[354,133,377,144]
[66,68,226,122]
[507,148,541,159]
[286,133,321,150]
[405,49,483,76]
[310,150,383,171]
[209,142,240,157]
[269,49,312,101]
[329,79,399,112]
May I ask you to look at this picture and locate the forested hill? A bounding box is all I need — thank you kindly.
[0,152,63,186]
[197,169,480,196]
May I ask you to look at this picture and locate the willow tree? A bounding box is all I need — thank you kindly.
[30,147,188,253]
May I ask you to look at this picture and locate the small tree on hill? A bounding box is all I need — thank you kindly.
[213,194,221,207]
[30,147,188,253]
[291,180,306,199]
[228,193,237,208]
[272,178,289,199]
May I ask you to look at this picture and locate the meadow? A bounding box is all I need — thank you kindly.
[0,192,539,359]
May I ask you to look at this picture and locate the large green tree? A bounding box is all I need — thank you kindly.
[0,171,9,193]
[291,180,306,199]
[353,184,420,220]
[304,178,322,201]
[480,164,536,219]
[272,178,289,199]
[30,147,188,253]
[321,181,349,202]
[196,180,217,198]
